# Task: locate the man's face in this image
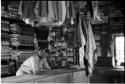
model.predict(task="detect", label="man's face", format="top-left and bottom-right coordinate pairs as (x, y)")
top-left (37, 49), bottom-right (49, 58)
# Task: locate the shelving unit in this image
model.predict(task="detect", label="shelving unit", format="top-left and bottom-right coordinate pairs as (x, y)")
top-left (1, 16), bottom-right (35, 77)
top-left (91, 4), bottom-right (124, 67)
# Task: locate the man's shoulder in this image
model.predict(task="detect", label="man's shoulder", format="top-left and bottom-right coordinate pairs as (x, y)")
top-left (26, 56), bottom-right (35, 61)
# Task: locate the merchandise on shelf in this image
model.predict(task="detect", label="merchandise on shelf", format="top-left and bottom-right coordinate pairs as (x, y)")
top-left (10, 34), bottom-right (34, 46)
top-left (1, 20), bottom-right (9, 32)
top-left (10, 23), bottom-right (35, 35)
top-left (47, 26), bottom-right (76, 68)
top-left (8, 5), bottom-right (20, 18)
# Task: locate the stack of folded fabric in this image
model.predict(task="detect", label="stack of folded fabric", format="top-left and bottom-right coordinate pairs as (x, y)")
top-left (10, 23), bottom-right (35, 35)
top-left (1, 20), bottom-right (9, 32)
top-left (10, 34), bottom-right (34, 46)
top-left (1, 33), bottom-right (10, 41)
top-left (1, 6), bottom-right (10, 17)
top-left (8, 5), bottom-right (20, 18)
top-left (1, 28), bottom-right (11, 59)
top-left (10, 49), bottom-right (34, 65)
top-left (66, 48), bottom-right (74, 56)
top-left (10, 23), bottom-right (21, 33)
top-left (1, 41), bottom-right (10, 46)
top-left (1, 46), bottom-right (11, 59)
top-left (19, 24), bottom-right (35, 35)
top-left (64, 29), bottom-right (75, 42)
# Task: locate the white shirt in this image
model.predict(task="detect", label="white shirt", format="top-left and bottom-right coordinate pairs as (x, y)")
top-left (16, 55), bottom-right (50, 76)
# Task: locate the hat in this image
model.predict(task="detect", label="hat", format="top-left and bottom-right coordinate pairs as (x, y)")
top-left (37, 47), bottom-right (50, 54)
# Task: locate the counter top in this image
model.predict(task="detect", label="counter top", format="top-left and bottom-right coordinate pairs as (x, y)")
top-left (1, 68), bottom-right (86, 83)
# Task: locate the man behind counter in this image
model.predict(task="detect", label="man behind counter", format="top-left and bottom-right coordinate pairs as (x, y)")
top-left (16, 48), bottom-right (51, 76)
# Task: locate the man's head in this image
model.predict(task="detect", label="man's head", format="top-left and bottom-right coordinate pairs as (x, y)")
top-left (37, 48), bottom-right (50, 58)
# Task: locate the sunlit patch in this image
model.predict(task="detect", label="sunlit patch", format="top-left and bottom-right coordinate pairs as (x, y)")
top-left (115, 36), bottom-right (124, 66)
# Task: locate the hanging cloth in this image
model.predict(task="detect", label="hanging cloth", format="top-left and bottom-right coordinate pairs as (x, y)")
top-left (19, 1), bottom-right (36, 20)
top-left (34, 1), bottom-right (48, 18)
top-left (65, 1), bottom-right (70, 21)
top-left (85, 21), bottom-right (96, 76)
top-left (78, 18), bottom-right (86, 68)
top-left (18, 1), bottom-right (23, 17)
top-left (51, 1), bottom-right (59, 21)
top-left (60, 1), bottom-right (66, 21)
top-left (57, 1), bottom-right (63, 21)
top-left (48, 1), bottom-right (55, 21)
top-left (69, 1), bottom-right (75, 19)
top-left (40, 1), bottom-right (48, 17)
top-left (92, 1), bottom-right (102, 21)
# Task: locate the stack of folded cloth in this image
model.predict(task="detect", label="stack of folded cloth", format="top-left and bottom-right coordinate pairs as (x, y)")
top-left (1, 32), bottom-right (10, 41)
top-left (1, 41), bottom-right (10, 46)
top-left (66, 48), bottom-right (74, 56)
top-left (10, 34), bottom-right (34, 46)
top-left (1, 32), bottom-right (11, 59)
top-left (1, 46), bottom-right (11, 59)
top-left (64, 29), bottom-right (75, 42)
top-left (10, 23), bottom-right (21, 33)
top-left (10, 23), bottom-right (34, 35)
top-left (8, 5), bottom-right (20, 18)
top-left (1, 6), bottom-right (10, 17)
top-left (1, 20), bottom-right (9, 32)
top-left (10, 49), bottom-right (34, 62)
top-left (19, 24), bottom-right (35, 35)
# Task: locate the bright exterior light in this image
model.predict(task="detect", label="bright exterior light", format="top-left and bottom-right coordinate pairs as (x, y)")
top-left (115, 36), bottom-right (124, 66)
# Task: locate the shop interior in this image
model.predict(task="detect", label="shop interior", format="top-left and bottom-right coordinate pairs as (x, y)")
top-left (1, 1), bottom-right (124, 83)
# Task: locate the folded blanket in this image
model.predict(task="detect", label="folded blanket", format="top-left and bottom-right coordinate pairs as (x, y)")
top-left (1, 41), bottom-right (9, 46)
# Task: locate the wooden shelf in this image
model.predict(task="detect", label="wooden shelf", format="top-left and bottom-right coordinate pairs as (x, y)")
top-left (9, 44), bottom-right (35, 50)
top-left (91, 23), bottom-right (109, 26)
top-left (9, 31), bottom-right (34, 36)
top-left (38, 40), bottom-right (48, 43)
top-left (1, 16), bottom-right (24, 23)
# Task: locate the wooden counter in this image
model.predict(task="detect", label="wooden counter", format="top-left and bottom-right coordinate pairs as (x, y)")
top-left (1, 68), bottom-right (89, 83)
top-left (90, 67), bottom-right (124, 83)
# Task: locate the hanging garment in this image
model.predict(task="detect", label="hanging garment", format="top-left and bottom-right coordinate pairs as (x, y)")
top-left (78, 18), bottom-right (86, 68)
top-left (34, 1), bottom-right (48, 18)
top-left (69, 1), bottom-right (75, 19)
top-left (51, 1), bottom-right (63, 21)
top-left (92, 1), bottom-right (102, 21)
top-left (57, 1), bottom-right (63, 21)
top-left (86, 21), bottom-right (96, 76)
top-left (19, 1), bottom-right (36, 20)
top-left (81, 19), bottom-right (88, 42)
top-left (48, 1), bottom-right (55, 21)
top-left (51, 1), bottom-right (58, 21)
top-left (34, 1), bottom-right (40, 17)
top-left (65, 1), bottom-right (70, 20)
top-left (18, 1), bottom-right (23, 17)
top-left (60, 1), bottom-right (66, 21)
top-left (81, 19), bottom-right (97, 76)
top-left (16, 55), bottom-right (51, 76)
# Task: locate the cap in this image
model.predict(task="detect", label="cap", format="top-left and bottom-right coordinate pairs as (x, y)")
top-left (37, 47), bottom-right (50, 54)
